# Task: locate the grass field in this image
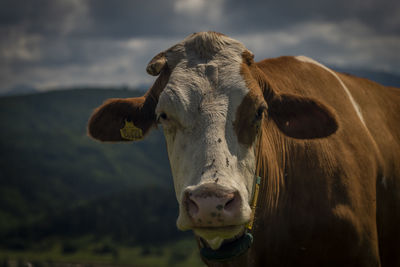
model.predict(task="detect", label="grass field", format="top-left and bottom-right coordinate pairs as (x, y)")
top-left (0, 238), bottom-right (205, 267)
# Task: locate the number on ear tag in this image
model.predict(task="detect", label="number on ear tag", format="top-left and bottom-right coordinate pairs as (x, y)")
top-left (120, 119), bottom-right (143, 141)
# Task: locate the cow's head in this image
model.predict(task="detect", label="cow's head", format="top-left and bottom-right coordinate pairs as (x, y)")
top-left (88, 32), bottom-right (338, 251)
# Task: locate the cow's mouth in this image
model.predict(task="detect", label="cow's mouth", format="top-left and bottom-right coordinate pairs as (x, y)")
top-left (194, 225), bottom-right (245, 250)
top-left (195, 226), bottom-right (253, 261)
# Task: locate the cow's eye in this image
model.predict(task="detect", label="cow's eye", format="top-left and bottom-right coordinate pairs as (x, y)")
top-left (255, 105), bottom-right (267, 121)
top-left (157, 112), bottom-right (168, 123)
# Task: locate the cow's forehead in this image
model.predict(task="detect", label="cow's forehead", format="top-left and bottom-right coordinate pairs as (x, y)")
top-left (165, 32), bottom-right (247, 68)
top-left (157, 32), bottom-right (251, 119)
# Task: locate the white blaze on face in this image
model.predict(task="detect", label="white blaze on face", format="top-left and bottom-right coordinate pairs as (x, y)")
top-left (155, 33), bottom-right (256, 232)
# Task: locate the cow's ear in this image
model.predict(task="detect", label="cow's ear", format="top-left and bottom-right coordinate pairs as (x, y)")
top-left (88, 63), bottom-right (171, 142)
top-left (88, 96), bottom-right (157, 142)
top-left (268, 94), bottom-right (338, 139)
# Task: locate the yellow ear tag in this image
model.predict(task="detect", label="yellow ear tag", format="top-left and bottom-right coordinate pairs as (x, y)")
top-left (120, 119), bottom-right (143, 141)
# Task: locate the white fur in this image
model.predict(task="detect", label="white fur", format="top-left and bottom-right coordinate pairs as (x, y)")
top-left (295, 56), bottom-right (366, 127)
top-left (155, 33), bottom-right (255, 244)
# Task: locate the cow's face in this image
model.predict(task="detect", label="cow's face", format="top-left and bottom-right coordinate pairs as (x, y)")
top-left (88, 32), bottom-right (338, 251)
top-left (154, 34), bottom-right (265, 249)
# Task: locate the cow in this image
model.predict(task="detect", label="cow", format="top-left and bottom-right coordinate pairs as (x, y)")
top-left (87, 32), bottom-right (400, 266)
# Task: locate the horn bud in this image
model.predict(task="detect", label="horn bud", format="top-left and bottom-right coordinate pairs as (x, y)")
top-left (146, 52), bottom-right (167, 76)
top-left (242, 50), bottom-right (254, 65)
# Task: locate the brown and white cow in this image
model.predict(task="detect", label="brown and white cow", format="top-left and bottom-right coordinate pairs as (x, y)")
top-left (88, 32), bottom-right (400, 266)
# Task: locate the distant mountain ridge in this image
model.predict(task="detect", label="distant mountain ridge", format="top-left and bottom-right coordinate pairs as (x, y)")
top-left (332, 67), bottom-right (400, 88)
top-left (2, 67), bottom-right (399, 97)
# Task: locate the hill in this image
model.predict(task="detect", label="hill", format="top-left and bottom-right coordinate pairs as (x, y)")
top-left (0, 88), bottom-right (174, 234)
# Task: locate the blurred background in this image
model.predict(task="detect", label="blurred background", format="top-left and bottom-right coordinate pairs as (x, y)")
top-left (0, 0), bottom-right (399, 266)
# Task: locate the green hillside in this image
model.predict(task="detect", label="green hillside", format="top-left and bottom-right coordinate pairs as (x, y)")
top-left (0, 88), bottom-right (174, 233)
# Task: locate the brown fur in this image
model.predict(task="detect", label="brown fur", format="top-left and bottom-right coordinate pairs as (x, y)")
top-left (233, 82), bottom-right (265, 145)
top-left (205, 56), bottom-right (400, 266)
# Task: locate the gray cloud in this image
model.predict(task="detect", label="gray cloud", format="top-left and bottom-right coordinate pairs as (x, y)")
top-left (0, 0), bottom-right (399, 93)
top-left (85, 0), bottom-right (178, 38)
top-left (224, 0), bottom-right (400, 35)
top-left (0, 0), bottom-right (89, 36)
top-left (236, 21), bottom-right (400, 71)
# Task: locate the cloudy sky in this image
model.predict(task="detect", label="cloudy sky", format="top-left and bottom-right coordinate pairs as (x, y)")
top-left (1, 0), bottom-right (399, 93)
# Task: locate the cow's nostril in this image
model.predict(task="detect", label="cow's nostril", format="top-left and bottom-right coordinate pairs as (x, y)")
top-left (185, 192), bottom-right (200, 218)
top-left (187, 197), bottom-right (199, 216)
top-left (223, 194), bottom-right (238, 211)
top-left (225, 197), bottom-right (234, 208)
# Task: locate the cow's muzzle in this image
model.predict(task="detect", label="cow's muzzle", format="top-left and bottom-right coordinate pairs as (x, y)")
top-left (183, 183), bottom-right (245, 228)
top-left (177, 183), bottom-right (251, 251)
